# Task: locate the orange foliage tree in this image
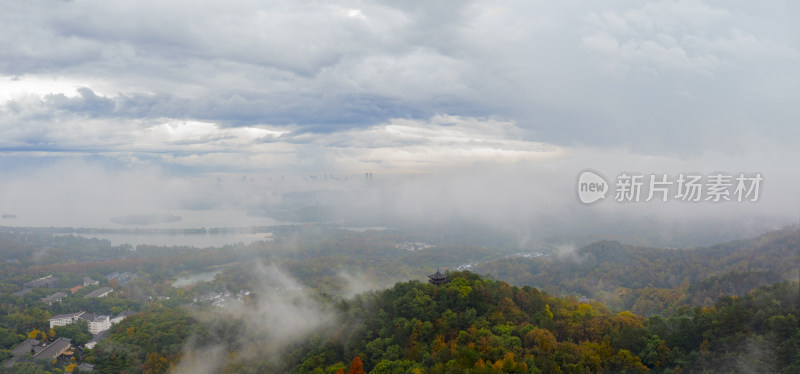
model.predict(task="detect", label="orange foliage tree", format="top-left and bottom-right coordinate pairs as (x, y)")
top-left (348, 356), bottom-right (366, 374)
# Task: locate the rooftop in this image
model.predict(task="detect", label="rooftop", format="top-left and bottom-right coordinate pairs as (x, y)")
top-left (427, 269), bottom-right (448, 285)
top-left (32, 337), bottom-right (72, 360)
top-left (78, 313), bottom-right (110, 322)
top-left (10, 338), bottom-right (41, 357)
top-left (51, 311), bottom-right (85, 320)
top-left (41, 292), bottom-right (67, 304)
top-left (87, 330), bottom-right (109, 344)
top-left (114, 309), bottom-right (137, 319)
top-left (12, 288), bottom-right (32, 296)
top-left (85, 287), bottom-right (113, 298)
top-left (23, 275), bottom-right (59, 288)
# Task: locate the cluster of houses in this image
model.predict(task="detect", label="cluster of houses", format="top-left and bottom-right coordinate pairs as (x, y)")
top-left (455, 263), bottom-right (474, 271)
top-left (1, 274), bottom-right (138, 369)
top-left (11, 275), bottom-right (60, 296)
top-left (69, 276), bottom-right (100, 294)
top-left (106, 271), bottom-right (137, 287)
top-left (41, 291), bottom-right (68, 305)
top-left (395, 241), bottom-right (435, 251)
top-left (50, 310), bottom-right (135, 336)
top-left (1, 269), bottom-right (243, 370)
top-left (193, 289), bottom-right (252, 308)
top-left (24, 275), bottom-right (60, 289)
top-left (8, 275), bottom-right (120, 319)
top-left (2, 337), bottom-right (79, 370)
top-left (3, 337), bottom-right (95, 371)
top-left (505, 251), bottom-right (548, 259)
top-left (1, 271), bottom-right (153, 371)
top-left (40, 284), bottom-right (112, 306)
top-left (12, 275), bottom-right (115, 302)
top-left (455, 252), bottom-right (549, 273)
top-left (2, 309), bottom-right (136, 370)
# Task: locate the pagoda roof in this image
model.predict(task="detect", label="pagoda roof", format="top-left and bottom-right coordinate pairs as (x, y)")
top-left (427, 269), bottom-right (448, 285)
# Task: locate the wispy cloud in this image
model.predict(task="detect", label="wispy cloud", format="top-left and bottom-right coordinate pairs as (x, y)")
top-left (173, 263), bottom-right (336, 373)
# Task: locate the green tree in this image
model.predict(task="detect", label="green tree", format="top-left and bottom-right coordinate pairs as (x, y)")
top-left (55, 320), bottom-right (92, 346)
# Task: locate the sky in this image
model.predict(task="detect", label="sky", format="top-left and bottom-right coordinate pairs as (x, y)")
top-left (0, 0), bottom-right (798, 233)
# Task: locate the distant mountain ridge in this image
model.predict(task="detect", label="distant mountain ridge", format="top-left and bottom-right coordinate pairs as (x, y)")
top-left (475, 226), bottom-right (800, 315)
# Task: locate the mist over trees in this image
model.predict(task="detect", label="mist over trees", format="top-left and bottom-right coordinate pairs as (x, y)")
top-left (0, 222), bottom-right (798, 372)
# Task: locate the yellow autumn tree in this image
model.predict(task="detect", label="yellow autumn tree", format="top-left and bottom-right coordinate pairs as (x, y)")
top-left (28, 329), bottom-right (41, 339)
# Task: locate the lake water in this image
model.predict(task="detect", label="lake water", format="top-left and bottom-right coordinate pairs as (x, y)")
top-left (84, 232), bottom-right (274, 248)
top-left (0, 209), bottom-right (285, 230)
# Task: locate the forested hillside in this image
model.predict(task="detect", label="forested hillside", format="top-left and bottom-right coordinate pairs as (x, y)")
top-left (2, 227), bottom-right (799, 373)
top-left (476, 227), bottom-right (799, 315)
top-left (112, 271), bottom-right (798, 374)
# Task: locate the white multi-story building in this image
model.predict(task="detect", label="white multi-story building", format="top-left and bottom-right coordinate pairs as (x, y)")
top-left (49, 311), bottom-right (112, 334)
top-left (49, 312), bottom-right (85, 329)
top-left (85, 315), bottom-right (111, 334)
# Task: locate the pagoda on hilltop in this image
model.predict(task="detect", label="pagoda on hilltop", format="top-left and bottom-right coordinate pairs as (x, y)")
top-left (427, 269), bottom-right (448, 286)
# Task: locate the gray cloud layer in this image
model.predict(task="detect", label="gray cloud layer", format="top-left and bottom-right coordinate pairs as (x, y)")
top-left (2, 1), bottom-right (797, 150)
top-left (0, 0), bottom-right (798, 230)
